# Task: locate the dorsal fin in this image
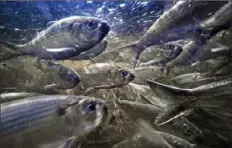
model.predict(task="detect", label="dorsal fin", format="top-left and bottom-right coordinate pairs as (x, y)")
top-left (47, 21), bottom-right (57, 28)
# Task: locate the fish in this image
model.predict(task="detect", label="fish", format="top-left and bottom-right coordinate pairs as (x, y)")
top-left (132, 66), bottom-right (165, 85)
top-left (132, 65), bottom-right (195, 86)
top-left (199, 1), bottom-right (232, 31)
top-left (137, 119), bottom-right (197, 148)
top-left (112, 132), bottom-right (172, 148)
top-left (112, 134), bottom-right (150, 148)
top-left (77, 124), bottom-right (130, 148)
top-left (171, 73), bottom-right (203, 85)
top-left (137, 119), bottom-right (173, 148)
top-left (196, 29), bottom-right (232, 62)
top-left (116, 82), bottom-right (168, 106)
top-left (69, 40), bottom-right (108, 60)
top-left (0, 16), bottom-right (110, 61)
top-left (0, 62), bottom-right (35, 91)
top-left (170, 116), bottom-right (202, 140)
top-left (137, 40), bottom-right (188, 65)
top-left (0, 95), bottom-right (108, 148)
top-left (139, 41), bottom-right (183, 67)
top-left (115, 92), bottom-right (203, 141)
top-left (0, 63), bottom-right (10, 71)
top-left (165, 2), bottom-right (232, 71)
top-left (171, 73), bottom-right (230, 87)
top-left (115, 98), bottom-right (161, 123)
top-left (159, 129), bottom-right (198, 148)
top-left (35, 60), bottom-right (81, 90)
top-left (146, 78), bottom-right (232, 97)
top-left (62, 63), bottom-right (135, 95)
top-left (166, 28), bottom-right (231, 71)
top-left (117, 1), bottom-right (206, 68)
top-left (2, 60), bottom-right (81, 94)
top-left (213, 62), bottom-right (232, 75)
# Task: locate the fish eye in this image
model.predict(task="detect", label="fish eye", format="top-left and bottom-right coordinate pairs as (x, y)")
top-left (86, 20), bottom-right (98, 30)
top-left (120, 70), bottom-right (128, 78)
top-left (85, 102), bottom-right (96, 113)
top-left (1, 63), bottom-right (7, 67)
top-left (88, 103), bottom-right (96, 111)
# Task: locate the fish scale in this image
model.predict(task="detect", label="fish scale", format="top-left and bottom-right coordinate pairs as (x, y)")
top-left (0, 98), bottom-right (63, 135)
top-left (24, 31), bottom-right (71, 50)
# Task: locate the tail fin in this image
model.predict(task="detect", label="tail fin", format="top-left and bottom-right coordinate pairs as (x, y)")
top-left (0, 41), bottom-right (22, 62)
top-left (117, 42), bottom-right (145, 68)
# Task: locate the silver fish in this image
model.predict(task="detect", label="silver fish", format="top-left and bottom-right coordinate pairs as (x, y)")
top-left (171, 116), bottom-right (202, 140)
top-left (1, 60), bottom-right (81, 94)
top-left (0, 95), bottom-right (108, 148)
top-left (35, 60), bottom-right (80, 91)
top-left (137, 119), bottom-right (198, 148)
top-left (196, 29), bottom-right (232, 62)
top-left (115, 92), bottom-right (203, 141)
top-left (117, 1), bottom-right (206, 68)
top-left (0, 16), bottom-right (110, 61)
top-left (137, 119), bottom-right (174, 148)
top-left (139, 41), bottom-right (183, 67)
top-left (213, 62), bottom-right (232, 75)
top-left (171, 73), bottom-right (230, 87)
top-left (115, 98), bottom-right (161, 123)
top-left (171, 73), bottom-right (203, 85)
top-left (165, 2), bottom-right (232, 70)
top-left (61, 63), bottom-right (135, 95)
top-left (147, 78), bottom-right (232, 97)
top-left (132, 66), bottom-right (165, 85)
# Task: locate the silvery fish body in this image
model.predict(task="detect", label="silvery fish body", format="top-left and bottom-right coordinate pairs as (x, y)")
top-left (0, 16), bottom-right (110, 61)
top-left (166, 2), bottom-right (232, 70)
top-left (147, 78), bottom-right (232, 97)
top-left (117, 0), bottom-right (206, 68)
top-left (0, 95), bottom-right (108, 148)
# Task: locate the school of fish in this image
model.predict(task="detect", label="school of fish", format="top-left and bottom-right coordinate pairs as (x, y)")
top-left (0, 1), bottom-right (231, 148)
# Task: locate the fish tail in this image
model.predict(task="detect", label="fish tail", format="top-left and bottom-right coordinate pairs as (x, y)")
top-left (117, 41), bottom-right (145, 68)
top-left (0, 41), bottom-right (22, 62)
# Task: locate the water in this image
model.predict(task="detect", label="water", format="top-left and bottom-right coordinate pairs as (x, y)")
top-left (0, 1), bottom-right (231, 148)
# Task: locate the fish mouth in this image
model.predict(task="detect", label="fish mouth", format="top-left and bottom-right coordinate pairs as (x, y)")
top-left (99, 22), bottom-right (110, 39)
top-left (102, 40), bottom-right (108, 46)
top-left (129, 74), bottom-right (135, 82)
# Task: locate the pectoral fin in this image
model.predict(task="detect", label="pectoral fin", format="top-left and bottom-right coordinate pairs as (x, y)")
top-left (47, 21), bottom-right (57, 28)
